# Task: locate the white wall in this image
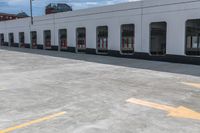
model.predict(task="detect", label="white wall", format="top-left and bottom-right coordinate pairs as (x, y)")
top-left (0, 0), bottom-right (200, 56)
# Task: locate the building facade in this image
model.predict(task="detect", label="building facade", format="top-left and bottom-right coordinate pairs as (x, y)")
top-left (0, 13), bottom-right (19, 21)
top-left (45, 3), bottom-right (72, 15)
top-left (0, 0), bottom-right (200, 64)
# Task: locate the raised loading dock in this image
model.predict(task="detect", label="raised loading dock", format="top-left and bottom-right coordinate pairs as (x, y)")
top-left (0, 0), bottom-right (200, 65)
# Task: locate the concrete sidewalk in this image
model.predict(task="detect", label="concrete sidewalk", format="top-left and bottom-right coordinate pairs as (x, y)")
top-left (0, 48), bottom-right (199, 133)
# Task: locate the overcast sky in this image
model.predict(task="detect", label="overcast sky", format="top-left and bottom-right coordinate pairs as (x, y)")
top-left (0, 0), bottom-right (137, 16)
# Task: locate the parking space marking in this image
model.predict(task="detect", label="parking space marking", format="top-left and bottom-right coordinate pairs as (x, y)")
top-left (181, 82), bottom-right (200, 89)
top-left (0, 111), bottom-right (66, 133)
top-left (127, 98), bottom-right (200, 120)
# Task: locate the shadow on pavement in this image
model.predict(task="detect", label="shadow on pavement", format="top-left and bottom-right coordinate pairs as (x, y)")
top-left (1, 46), bottom-right (200, 77)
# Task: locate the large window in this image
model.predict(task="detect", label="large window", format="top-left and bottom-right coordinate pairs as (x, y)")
top-left (44, 30), bottom-right (51, 49)
top-left (9, 33), bottom-right (14, 47)
top-left (19, 32), bottom-right (25, 48)
top-left (97, 26), bottom-right (108, 54)
top-left (186, 19), bottom-right (200, 55)
top-left (0, 34), bottom-right (4, 46)
top-left (150, 22), bottom-right (167, 55)
top-left (76, 27), bottom-right (86, 52)
top-left (31, 31), bottom-right (37, 49)
top-left (59, 29), bottom-right (67, 50)
top-left (121, 24), bottom-right (134, 54)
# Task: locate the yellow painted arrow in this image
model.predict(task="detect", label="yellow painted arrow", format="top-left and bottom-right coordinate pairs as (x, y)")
top-left (181, 82), bottom-right (200, 89)
top-left (126, 98), bottom-right (200, 120)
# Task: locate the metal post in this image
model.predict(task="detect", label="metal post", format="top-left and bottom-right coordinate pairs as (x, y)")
top-left (30, 0), bottom-right (33, 24)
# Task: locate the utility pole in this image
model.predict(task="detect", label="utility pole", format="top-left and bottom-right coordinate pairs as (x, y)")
top-left (30, 0), bottom-right (33, 24)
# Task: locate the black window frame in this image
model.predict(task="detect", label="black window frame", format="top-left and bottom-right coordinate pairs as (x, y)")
top-left (96, 26), bottom-right (109, 53)
top-left (59, 29), bottom-right (67, 49)
top-left (30, 31), bottom-right (37, 48)
top-left (185, 19), bottom-right (200, 56)
top-left (76, 27), bottom-right (86, 52)
top-left (8, 33), bottom-right (14, 46)
top-left (120, 24), bottom-right (135, 54)
top-left (149, 21), bottom-right (167, 56)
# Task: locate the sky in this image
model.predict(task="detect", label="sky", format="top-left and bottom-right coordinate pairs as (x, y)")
top-left (0, 0), bottom-right (137, 16)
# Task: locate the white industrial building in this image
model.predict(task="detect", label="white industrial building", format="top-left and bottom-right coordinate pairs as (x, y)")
top-left (0, 0), bottom-right (200, 64)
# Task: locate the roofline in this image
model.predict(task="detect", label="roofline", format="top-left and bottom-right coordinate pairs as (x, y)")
top-left (0, 13), bottom-right (17, 16)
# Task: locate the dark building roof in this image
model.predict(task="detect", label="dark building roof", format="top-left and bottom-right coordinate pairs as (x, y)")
top-left (45, 3), bottom-right (72, 15)
top-left (16, 12), bottom-right (29, 18)
top-left (0, 13), bottom-right (18, 21)
top-left (0, 12), bottom-right (29, 21)
top-left (0, 12), bottom-right (17, 17)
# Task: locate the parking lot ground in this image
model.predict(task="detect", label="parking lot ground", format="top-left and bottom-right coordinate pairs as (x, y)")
top-left (0, 47), bottom-right (200, 133)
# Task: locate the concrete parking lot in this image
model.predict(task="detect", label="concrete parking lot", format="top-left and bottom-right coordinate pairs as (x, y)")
top-left (0, 47), bottom-right (200, 133)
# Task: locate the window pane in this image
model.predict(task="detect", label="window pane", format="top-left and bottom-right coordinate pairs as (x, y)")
top-left (76, 28), bottom-right (86, 52)
top-left (150, 22), bottom-right (167, 55)
top-left (9, 33), bottom-right (14, 46)
top-left (59, 29), bottom-right (67, 49)
top-left (31, 31), bottom-right (37, 48)
top-left (0, 34), bottom-right (4, 46)
top-left (186, 19), bottom-right (200, 55)
top-left (44, 30), bottom-right (51, 49)
top-left (192, 36), bottom-right (198, 48)
top-left (97, 26), bottom-right (108, 53)
top-left (121, 24), bottom-right (134, 54)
